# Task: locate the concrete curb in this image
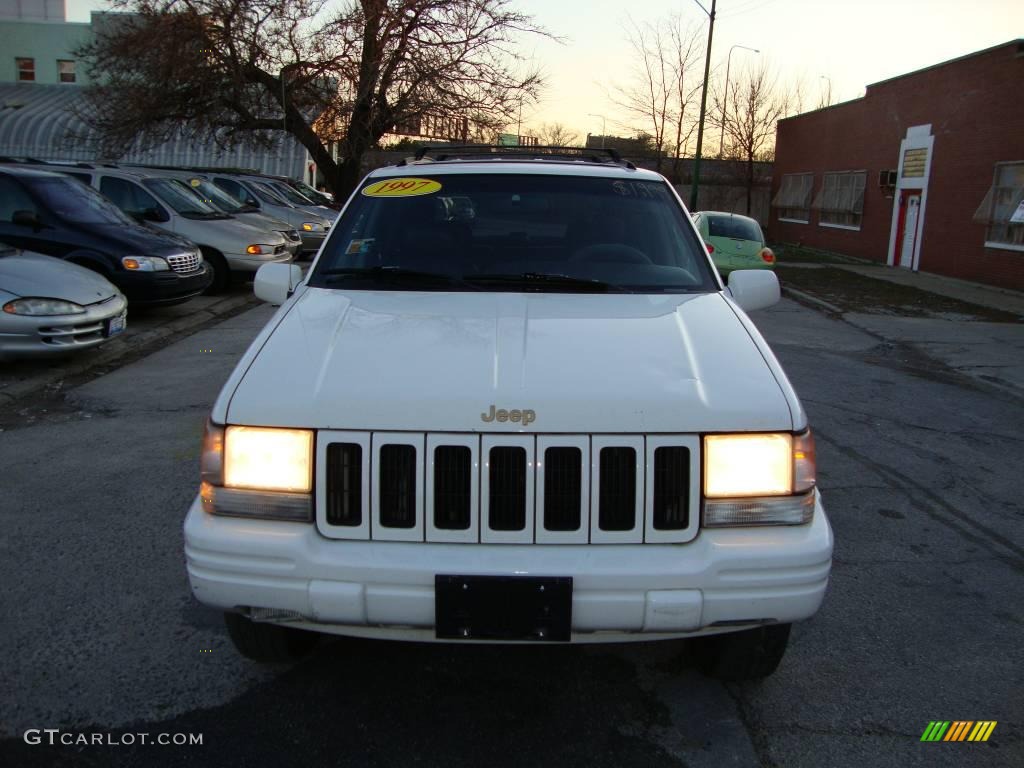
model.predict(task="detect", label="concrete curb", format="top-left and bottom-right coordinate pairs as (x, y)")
top-left (781, 285), bottom-right (844, 315)
top-left (0, 292), bottom-right (260, 408)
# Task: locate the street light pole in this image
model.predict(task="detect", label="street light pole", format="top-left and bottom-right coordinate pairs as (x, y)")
top-left (588, 113), bottom-right (606, 148)
top-left (689, 0), bottom-right (716, 212)
top-left (718, 45), bottom-right (759, 159)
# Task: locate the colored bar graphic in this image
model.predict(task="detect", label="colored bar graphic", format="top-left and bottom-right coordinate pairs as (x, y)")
top-left (945, 721), bottom-right (973, 741)
top-left (921, 721), bottom-right (996, 742)
top-left (921, 721), bottom-right (950, 741)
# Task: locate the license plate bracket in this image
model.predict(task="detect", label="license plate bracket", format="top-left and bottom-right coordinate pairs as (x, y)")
top-left (105, 314), bottom-right (125, 338)
top-left (435, 575), bottom-right (572, 642)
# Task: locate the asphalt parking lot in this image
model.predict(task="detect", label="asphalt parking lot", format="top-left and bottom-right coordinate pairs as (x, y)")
top-left (0, 279), bottom-right (1021, 767)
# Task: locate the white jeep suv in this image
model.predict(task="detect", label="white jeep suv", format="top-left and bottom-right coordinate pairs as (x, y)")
top-left (184, 148), bottom-right (833, 680)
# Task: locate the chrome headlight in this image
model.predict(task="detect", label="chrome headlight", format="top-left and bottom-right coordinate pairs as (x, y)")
top-left (122, 255), bottom-right (169, 272)
top-left (703, 431), bottom-right (816, 527)
top-left (2, 297), bottom-right (87, 316)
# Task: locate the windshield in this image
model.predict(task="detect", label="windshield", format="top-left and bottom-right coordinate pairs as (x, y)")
top-left (251, 180), bottom-right (297, 206)
top-left (267, 180), bottom-right (317, 207)
top-left (179, 177), bottom-right (248, 214)
top-left (29, 177), bottom-right (138, 226)
top-left (142, 178), bottom-right (225, 217)
top-left (309, 174), bottom-right (717, 293)
top-left (707, 215), bottom-right (763, 242)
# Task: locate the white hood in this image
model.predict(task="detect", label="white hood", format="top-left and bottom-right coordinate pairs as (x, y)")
top-left (224, 288), bottom-right (795, 433)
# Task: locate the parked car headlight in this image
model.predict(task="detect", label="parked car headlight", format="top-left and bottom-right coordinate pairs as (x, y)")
top-left (301, 222), bottom-right (321, 232)
top-left (122, 256), bottom-right (169, 272)
top-left (703, 431), bottom-right (816, 527)
top-left (2, 297), bottom-right (87, 316)
top-left (246, 244), bottom-right (267, 255)
top-left (199, 422), bottom-right (313, 521)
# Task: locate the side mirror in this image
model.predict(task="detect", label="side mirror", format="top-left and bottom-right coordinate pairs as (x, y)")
top-left (12, 209), bottom-right (42, 230)
top-left (254, 262), bottom-right (303, 305)
top-left (727, 269), bottom-right (780, 313)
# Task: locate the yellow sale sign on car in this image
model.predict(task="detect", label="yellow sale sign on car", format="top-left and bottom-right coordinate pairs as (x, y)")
top-left (361, 178), bottom-right (441, 197)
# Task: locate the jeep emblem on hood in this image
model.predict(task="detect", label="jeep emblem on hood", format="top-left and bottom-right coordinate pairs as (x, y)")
top-left (481, 404), bottom-right (536, 426)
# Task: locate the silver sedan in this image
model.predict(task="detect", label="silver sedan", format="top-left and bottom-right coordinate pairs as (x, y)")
top-left (0, 247), bottom-right (127, 358)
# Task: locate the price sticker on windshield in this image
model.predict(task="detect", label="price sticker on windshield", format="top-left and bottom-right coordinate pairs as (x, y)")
top-left (361, 178), bottom-right (442, 198)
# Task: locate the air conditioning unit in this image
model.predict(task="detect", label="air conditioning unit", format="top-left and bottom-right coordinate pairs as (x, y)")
top-left (878, 169), bottom-right (897, 186)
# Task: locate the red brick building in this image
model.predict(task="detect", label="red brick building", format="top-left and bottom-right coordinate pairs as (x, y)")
top-left (769, 40), bottom-right (1024, 291)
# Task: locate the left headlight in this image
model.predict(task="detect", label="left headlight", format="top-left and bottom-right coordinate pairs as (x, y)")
top-left (301, 222), bottom-right (321, 232)
top-left (199, 422), bottom-right (314, 521)
top-left (2, 297), bottom-right (87, 316)
top-left (703, 431), bottom-right (816, 527)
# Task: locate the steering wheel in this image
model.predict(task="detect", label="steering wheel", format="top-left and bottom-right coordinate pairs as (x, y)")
top-left (570, 243), bottom-right (652, 264)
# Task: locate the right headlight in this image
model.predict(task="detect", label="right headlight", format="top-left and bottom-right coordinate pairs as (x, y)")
top-left (199, 422), bottom-right (313, 521)
top-left (301, 222), bottom-right (321, 232)
top-left (702, 431), bottom-right (816, 527)
top-left (122, 255), bottom-right (169, 272)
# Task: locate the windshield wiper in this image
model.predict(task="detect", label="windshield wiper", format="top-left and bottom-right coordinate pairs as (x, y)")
top-left (466, 272), bottom-right (630, 293)
top-left (320, 266), bottom-right (479, 290)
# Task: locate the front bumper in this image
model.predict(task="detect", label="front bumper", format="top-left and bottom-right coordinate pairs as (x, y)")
top-left (113, 264), bottom-right (213, 305)
top-left (0, 293), bottom-right (127, 357)
top-left (299, 230), bottom-right (326, 253)
top-left (184, 492), bottom-right (833, 642)
top-left (225, 251), bottom-right (295, 273)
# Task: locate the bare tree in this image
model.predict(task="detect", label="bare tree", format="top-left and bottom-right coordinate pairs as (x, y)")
top-left (710, 61), bottom-right (790, 215)
top-left (77, 0), bottom-right (547, 196)
top-left (536, 122), bottom-right (579, 147)
top-left (608, 13), bottom-right (703, 176)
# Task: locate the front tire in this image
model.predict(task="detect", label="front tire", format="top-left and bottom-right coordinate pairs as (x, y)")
top-left (201, 250), bottom-right (230, 295)
top-left (691, 623), bottom-right (792, 681)
top-left (224, 612), bottom-right (318, 663)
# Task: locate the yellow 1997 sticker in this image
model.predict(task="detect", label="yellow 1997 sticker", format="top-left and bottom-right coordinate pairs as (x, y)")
top-left (361, 178), bottom-right (442, 197)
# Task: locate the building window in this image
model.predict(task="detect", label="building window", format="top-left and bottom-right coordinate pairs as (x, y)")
top-left (58, 60), bottom-right (76, 84)
top-left (815, 171), bottom-right (867, 229)
top-left (16, 58), bottom-right (35, 82)
top-left (973, 162), bottom-right (1024, 250)
top-left (772, 173), bottom-right (814, 223)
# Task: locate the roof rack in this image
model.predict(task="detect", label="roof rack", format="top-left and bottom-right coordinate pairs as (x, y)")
top-left (406, 145), bottom-right (636, 170)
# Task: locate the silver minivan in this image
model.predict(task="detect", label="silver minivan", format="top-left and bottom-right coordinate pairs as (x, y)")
top-left (143, 170), bottom-right (303, 259)
top-left (65, 167), bottom-right (292, 293)
top-left (210, 174), bottom-right (332, 256)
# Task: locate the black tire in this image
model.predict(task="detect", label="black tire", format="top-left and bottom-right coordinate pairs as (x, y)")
top-left (202, 250), bottom-right (230, 295)
top-left (691, 623), bottom-right (792, 681)
top-left (224, 612), bottom-right (318, 663)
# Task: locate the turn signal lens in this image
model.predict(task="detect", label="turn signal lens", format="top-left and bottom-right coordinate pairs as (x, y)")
top-left (224, 426), bottom-right (313, 493)
top-left (760, 247), bottom-right (776, 263)
top-left (246, 244), bottom-right (263, 255)
top-left (793, 430), bottom-right (816, 493)
top-left (705, 242), bottom-right (715, 254)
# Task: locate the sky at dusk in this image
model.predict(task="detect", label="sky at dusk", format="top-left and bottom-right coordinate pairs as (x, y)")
top-left (67, 0), bottom-right (1024, 143)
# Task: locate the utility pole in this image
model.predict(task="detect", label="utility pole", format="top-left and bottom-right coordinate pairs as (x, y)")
top-left (689, 0), bottom-right (716, 212)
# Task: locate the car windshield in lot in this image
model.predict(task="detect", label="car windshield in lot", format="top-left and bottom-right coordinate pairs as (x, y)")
top-left (310, 174), bottom-right (717, 293)
top-left (265, 180), bottom-right (318, 207)
top-left (27, 176), bottom-right (138, 226)
top-left (707, 214), bottom-right (763, 242)
top-left (142, 178), bottom-right (229, 219)
top-left (180, 177), bottom-right (252, 214)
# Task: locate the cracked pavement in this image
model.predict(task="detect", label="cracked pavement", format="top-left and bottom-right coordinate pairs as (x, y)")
top-left (0, 297), bottom-right (1021, 767)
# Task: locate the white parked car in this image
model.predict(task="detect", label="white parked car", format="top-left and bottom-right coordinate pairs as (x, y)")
top-left (0, 245), bottom-right (126, 358)
top-left (185, 149), bottom-right (833, 680)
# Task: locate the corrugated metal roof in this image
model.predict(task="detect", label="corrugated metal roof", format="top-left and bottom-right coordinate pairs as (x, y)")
top-left (0, 83), bottom-right (310, 178)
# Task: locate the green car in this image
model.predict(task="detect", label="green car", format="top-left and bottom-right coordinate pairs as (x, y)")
top-left (691, 211), bottom-right (775, 276)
